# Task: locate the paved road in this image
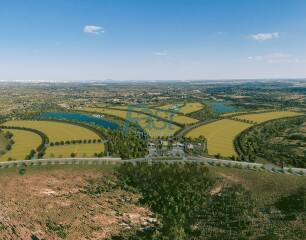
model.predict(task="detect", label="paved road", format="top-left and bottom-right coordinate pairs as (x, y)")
top-left (1, 156), bottom-right (305, 175)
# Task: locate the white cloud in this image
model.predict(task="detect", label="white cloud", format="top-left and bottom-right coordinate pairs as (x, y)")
top-left (250, 32), bottom-right (279, 41)
top-left (247, 53), bottom-right (303, 63)
top-left (83, 25), bottom-right (104, 34)
top-left (154, 50), bottom-right (168, 56)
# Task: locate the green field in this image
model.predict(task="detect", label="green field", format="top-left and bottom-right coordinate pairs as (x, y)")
top-left (2, 120), bottom-right (101, 143)
top-left (0, 129), bottom-right (42, 161)
top-left (234, 111), bottom-right (303, 123)
top-left (82, 107), bottom-right (181, 138)
top-left (186, 119), bottom-right (252, 157)
top-left (44, 143), bottom-right (105, 158)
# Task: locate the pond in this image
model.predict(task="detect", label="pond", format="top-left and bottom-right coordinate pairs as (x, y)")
top-left (37, 112), bottom-right (119, 130)
top-left (209, 102), bottom-right (239, 114)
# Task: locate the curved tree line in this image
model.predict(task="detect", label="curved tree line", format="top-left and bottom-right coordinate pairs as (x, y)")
top-left (0, 126), bottom-right (49, 159)
top-left (235, 116), bottom-right (306, 167)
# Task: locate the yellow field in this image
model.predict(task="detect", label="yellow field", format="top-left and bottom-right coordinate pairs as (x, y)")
top-left (186, 119), bottom-right (252, 157)
top-left (221, 111), bottom-right (247, 117)
top-left (2, 120), bottom-right (101, 143)
top-left (108, 105), bottom-right (198, 125)
top-left (0, 129), bottom-right (42, 161)
top-left (44, 143), bottom-right (104, 158)
top-left (155, 111), bottom-right (198, 124)
top-left (158, 102), bottom-right (204, 114)
top-left (178, 103), bottom-right (204, 114)
top-left (234, 111), bottom-right (303, 123)
top-left (81, 107), bottom-right (180, 138)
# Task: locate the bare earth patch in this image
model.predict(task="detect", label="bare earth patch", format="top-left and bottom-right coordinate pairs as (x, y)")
top-left (0, 167), bottom-right (154, 240)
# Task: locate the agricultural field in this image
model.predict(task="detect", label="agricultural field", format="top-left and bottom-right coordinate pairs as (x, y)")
top-left (44, 143), bottom-right (104, 158)
top-left (186, 119), bottom-right (252, 157)
top-left (0, 129), bottom-right (42, 161)
top-left (155, 111), bottom-right (198, 124)
top-left (234, 111), bottom-right (303, 123)
top-left (157, 102), bottom-right (204, 114)
top-left (81, 107), bottom-right (181, 138)
top-left (1, 120), bottom-right (101, 143)
top-left (177, 102), bottom-right (204, 114)
top-left (108, 105), bottom-right (199, 125)
top-left (157, 103), bottom-right (184, 111)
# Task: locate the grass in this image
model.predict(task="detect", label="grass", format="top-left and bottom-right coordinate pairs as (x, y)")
top-left (0, 129), bottom-right (42, 161)
top-left (234, 111), bottom-right (303, 123)
top-left (186, 119), bottom-right (252, 157)
top-left (44, 143), bottom-right (105, 158)
top-left (2, 120), bottom-right (101, 143)
top-left (81, 107), bottom-right (181, 138)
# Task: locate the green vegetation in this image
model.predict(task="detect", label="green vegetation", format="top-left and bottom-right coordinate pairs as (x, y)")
top-left (238, 116), bottom-right (306, 167)
top-left (0, 130), bottom-right (13, 156)
top-left (104, 128), bottom-right (148, 159)
top-left (110, 163), bottom-right (306, 240)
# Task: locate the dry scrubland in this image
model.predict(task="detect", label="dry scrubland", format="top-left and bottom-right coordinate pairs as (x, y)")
top-left (186, 119), bottom-right (252, 157)
top-left (82, 107), bottom-right (181, 138)
top-left (44, 143), bottom-right (105, 158)
top-left (234, 111), bottom-right (303, 123)
top-left (2, 120), bottom-right (100, 143)
top-left (0, 164), bottom-right (304, 239)
top-left (0, 129), bottom-right (42, 161)
top-left (0, 165), bottom-right (153, 240)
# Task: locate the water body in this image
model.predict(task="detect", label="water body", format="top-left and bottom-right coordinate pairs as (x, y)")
top-left (209, 102), bottom-right (239, 114)
top-left (37, 112), bottom-right (119, 130)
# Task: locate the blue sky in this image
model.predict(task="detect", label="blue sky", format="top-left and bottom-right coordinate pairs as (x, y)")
top-left (1, 0), bottom-right (306, 81)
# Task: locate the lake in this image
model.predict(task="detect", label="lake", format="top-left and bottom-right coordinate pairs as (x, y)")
top-left (209, 102), bottom-right (239, 114)
top-left (37, 112), bottom-right (119, 130)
